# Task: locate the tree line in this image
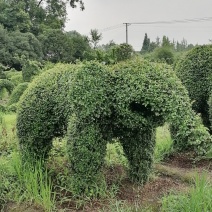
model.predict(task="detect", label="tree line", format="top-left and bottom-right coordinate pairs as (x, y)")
top-left (0, 0), bottom-right (135, 71)
top-left (140, 33), bottom-right (195, 64)
top-left (0, 0), bottom-right (197, 71)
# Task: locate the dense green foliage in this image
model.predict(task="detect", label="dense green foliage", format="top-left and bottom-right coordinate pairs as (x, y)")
top-left (175, 44), bottom-right (212, 130)
top-left (141, 33), bottom-right (151, 54)
top-left (0, 79), bottom-right (14, 94)
top-left (89, 43), bottom-right (134, 64)
top-left (17, 63), bottom-right (74, 158)
top-left (0, 25), bottom-right (43, 70)
top-left (17, 60), bottom-right (211, 196)
top-left (153, 47), bottom-right (175, 64)
top-left (8, 82), bottom-right (28, 106)
top-left (0, 0), bottom-right (84, 34)
top-left (22, 60), bottom-right (41, 82)
top-left (140, 34), bottom-right (194, 55)
top-left (161, 174), bottom-right (212, 212)
top-left (0, 0), bottom-right (88, 70)
top-left (10, 74), bottom-right (24, 87)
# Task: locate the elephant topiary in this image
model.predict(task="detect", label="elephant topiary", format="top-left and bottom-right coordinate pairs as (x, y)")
top-left (17, 60), bottom-right (211, 196)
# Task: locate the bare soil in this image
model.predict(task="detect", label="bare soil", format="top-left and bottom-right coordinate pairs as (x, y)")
top-left (164, 152), bottom-right (212, 170)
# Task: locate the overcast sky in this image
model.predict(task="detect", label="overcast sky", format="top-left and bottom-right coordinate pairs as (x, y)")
top-left (65, 0), bottom-right (212, 51)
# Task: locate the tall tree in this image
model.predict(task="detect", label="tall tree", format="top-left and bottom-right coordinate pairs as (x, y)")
top-left (141, 33), bottom-right (150, 54)
top-left (161, 35), bottom-right (174, 48)
top-left (39, 29), bottom-right (74, 63)
top-left (0, 25), bottom-right (43, 70)
top-left (89, 29), bottom-right (102, 49)
top-left (0, 0), bottom-right (84, 35)
top-left (0, 0), bottom-right (32, 32)
top-left (66, 30), bottom-right (91, 61)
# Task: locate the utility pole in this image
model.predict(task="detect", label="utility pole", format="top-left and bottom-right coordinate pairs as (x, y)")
top-left (123, 23), bottom-right (130, 44)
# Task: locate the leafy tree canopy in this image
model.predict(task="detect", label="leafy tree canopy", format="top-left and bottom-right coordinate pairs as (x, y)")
top-left (0, 0), bottom-right (84, 34)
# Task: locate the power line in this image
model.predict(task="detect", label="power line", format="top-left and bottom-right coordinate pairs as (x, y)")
top-left (99, 17), bottom-right (212, 45)
top-left (100, 16), bottom-right (212, 32)
top-left (129, 16), bottom-right (212, 25)
top-left (100, 24), bottom-right (123, 32)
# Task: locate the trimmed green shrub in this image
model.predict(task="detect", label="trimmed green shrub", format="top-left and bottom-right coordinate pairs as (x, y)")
top-left (4, 70), bottom-right (24, 86)
top-left (0, 79), bottom-right (14, 94)
top-left (112, 43), bottom-right (134, 62)
top-left (4, 69), bottom-right (19, 79)
top-left (153, 47), bottom-right (175, 64)
top-left (22, 60), bottom-right (41, 82)
top-left (17, 63), bottom-right (76, 158)
top-left (175, 44), bottom-right (212, 130)
top-left (17, 60), bottom-right (212, 197)
top-left (10, 74), bottom-right (24, 86)
top-left (8, 82), bottom-right (28, 106)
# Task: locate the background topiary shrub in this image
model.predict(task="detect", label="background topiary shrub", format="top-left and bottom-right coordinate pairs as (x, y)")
top-left (8, 82), bottom-right (28, 106)
top-left (5, 69), bottom-right (19, 79)
top-left (10, 74), bottom-right (24, 86)
top-left (0, 79), bottom-right (14, 95)
top-left (174, 44), bottom-right (212, 130)
top-left (153, 47), bottom-right (175, 64)
top-left (22, 60), bottom-right (41, 82)
top-left (17, 60), bottom-right (212, 197)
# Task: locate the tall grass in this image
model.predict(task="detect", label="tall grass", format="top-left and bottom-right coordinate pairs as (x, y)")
top-left (11, 153), bottom-right (56, 211)
top-left (161, 173), bottom-right (212, 212)
top-left (154, 124), bottom-right (173, 163)
top-left (105, 141), bottom-right (128, 167)
top-left (0, 151), bottom-right (55, 211)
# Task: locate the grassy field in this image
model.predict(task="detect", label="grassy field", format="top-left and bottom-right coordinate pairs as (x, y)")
top-left (0, 112), bottom-right (211, 211)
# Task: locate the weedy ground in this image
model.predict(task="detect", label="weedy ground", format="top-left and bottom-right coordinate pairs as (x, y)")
top-left (0, 112), bottom-right (211, 212)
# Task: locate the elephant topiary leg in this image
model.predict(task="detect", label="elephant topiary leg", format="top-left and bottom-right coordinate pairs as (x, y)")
top-left (68, 122), bottom-right (107, 196)
top-left (121, 128), bottom-right (156, 184)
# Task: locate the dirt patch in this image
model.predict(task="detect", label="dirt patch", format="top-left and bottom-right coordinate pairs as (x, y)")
top-left (117, 175), bottom-right (188, 208)
top-left (3, 202), bottom-right (44, 212)
top-left (53, 165), bottom-right (189, 211)
top-left (164, 152), bottom-right (212, 170)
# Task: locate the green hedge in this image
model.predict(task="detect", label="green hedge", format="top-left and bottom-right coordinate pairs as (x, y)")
top-left (17, 60), bottom-right (212, 197)
top-left (175, 44), bottom-right (212, 130)
top-left (8, 82), bottom-right (28, 106)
